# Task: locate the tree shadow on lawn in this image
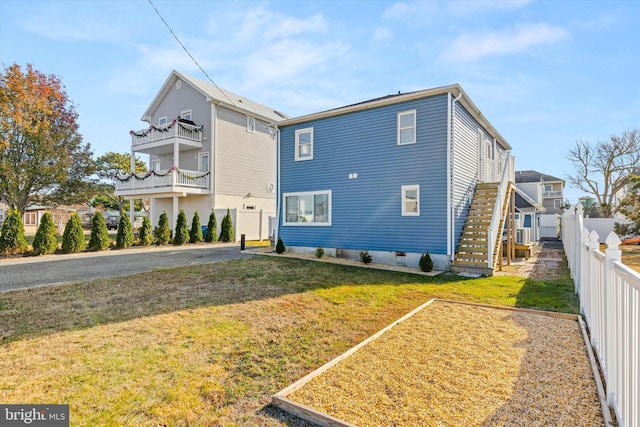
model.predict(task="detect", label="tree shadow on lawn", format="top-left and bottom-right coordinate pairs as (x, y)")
top-left (0, 256), bottom-right (477, 344)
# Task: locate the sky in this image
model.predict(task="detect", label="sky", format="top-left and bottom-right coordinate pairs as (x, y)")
top-left (1, 0), bottom-right (639, 203)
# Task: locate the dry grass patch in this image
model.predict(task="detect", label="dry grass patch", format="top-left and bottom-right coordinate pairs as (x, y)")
top-left (0, 257), bottom-right (582, 426)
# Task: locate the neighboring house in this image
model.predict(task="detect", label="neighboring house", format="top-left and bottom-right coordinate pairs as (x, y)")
top-left (114, 70), bottom-right (286, 240)
top-left (0, 201), bottom-right (7, 226)
top-left (514, 188), bottom-right (545, 243)
top-left (275, 84), bottom-right (515, 274)
top-left (22, 205), bottom-right (94, 234)
top-left (515, 170), bottom-right (565, 239)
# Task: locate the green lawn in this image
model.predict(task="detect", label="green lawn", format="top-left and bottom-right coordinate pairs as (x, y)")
top-left (0, 256), bottom-right (578, 426)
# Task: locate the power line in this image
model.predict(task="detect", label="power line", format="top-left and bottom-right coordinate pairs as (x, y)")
top-left (146, 0), bottom-right (237, 108)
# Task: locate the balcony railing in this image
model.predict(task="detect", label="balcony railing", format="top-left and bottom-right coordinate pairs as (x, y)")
top-left (114, 167), bottom-right (209, 193)
top-left (130, 120), bottom-right (203, 147)
top-left (543, 190), bottom-right (563, 198)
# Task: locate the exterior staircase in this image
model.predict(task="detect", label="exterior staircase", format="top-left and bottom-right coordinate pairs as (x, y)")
top-left (451, 182), bottom-right (513, 276)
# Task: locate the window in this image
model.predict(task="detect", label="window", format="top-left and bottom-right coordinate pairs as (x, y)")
top-left (554, 199), bottom-right (561, 209)
top-left (23, 212), bottom-right (37, 226)
top-left (198, 153), bottom-right (209, 173)
top-left (247, 116), bottom-right (255, 133)
top-left (397, 110), bottom-right (416, 145)
top-left (158, 116), bottom-right (167, 126)
top-left (151, 159), bottom-right (161, 172)
top-left (544, 184), bottom-right (553, 193)
top-left (295, 128), bottom-right (313, 161)
top-left (283, 190), bottom-right (331, 225)
top-left (401, 185), bottom-right (420, 216)
top-left (181, 110), bottom-right (192, 121)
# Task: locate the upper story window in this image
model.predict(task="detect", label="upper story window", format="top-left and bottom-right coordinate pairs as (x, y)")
top-left (181, 110), bottom-right (192, 121)
top-left (159, 116), bottom-right (168, 126)
top-left (199, 152), bottom-right (209, 173)
top-left (397, 110), bottom-right (416, 145)
top-left (295, 127), bottom-right (314, 161)
top-left (283, 190), bottom-right (331, 225)
top-left (544, 184), bottom-right (553, 193)
top-left (247, 116), bottom-right (256, 133)
top-left (401, 185), bottom-right (420, 216)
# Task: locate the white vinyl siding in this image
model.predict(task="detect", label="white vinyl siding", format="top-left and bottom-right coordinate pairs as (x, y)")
top-left (397, 110), bottom-right (416, 145)
top-left (401, 185), bottom-right (420, 216)
top-left (283, 190), bottom-right (331, 225)
top-left (295, 128), bottom-right (313, 161)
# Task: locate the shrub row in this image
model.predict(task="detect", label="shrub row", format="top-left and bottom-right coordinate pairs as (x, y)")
top-left (0, 208), bottom-right (236, 257)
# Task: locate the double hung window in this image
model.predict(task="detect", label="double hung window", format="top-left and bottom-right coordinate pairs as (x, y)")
top-left (295, 128), bottom-right (313, 161)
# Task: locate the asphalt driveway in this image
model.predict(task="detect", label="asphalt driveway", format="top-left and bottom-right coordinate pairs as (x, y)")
top-left (0, 244), bottom-right (254, 293)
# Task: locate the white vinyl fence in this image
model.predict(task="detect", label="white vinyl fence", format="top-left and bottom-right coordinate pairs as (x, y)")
top-left (562, 204), bottom-right (639, 427)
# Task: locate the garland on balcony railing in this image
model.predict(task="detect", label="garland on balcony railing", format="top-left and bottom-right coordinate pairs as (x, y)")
top-left (178, 122), bottom-right (204, 132)
top-left (113, 166), bottom-right (210, 182)
top-left (129, 120), bottom-right (177, 137)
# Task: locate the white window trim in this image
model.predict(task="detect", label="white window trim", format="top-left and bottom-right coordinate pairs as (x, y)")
top-left (401, 184), bottom-right (420, 216)
top-left (554, 199), bottom-right (561, 209)
top-left (397, 110), bottom-right (416, 145)
top-left (181, 109), bottom-right (192, 121)
top-left (246, 116), bottom-right (256, 133)
top-left (158, 116), bottom-right (168, 126)
top-left (198, 152), bottom-right (210, 173)
top-left (283, 190), bottom-right (332, 226)
top-left (295, 127), bottom-right (314, 161)
top-left (151, 159), bottom-right (161, 172)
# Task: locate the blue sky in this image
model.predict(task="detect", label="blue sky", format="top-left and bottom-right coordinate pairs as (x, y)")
top-left (1, 0), bottom-right (639, 203)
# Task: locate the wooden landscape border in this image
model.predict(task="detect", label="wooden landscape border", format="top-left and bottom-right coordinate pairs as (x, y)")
top-left (272, 298), bottom-right (613, 427)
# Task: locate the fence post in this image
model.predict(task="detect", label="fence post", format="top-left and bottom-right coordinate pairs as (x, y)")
top-left (575, 204), bottom-right (584, 292)
top-left (579, 228), bottom-right (589, 310)
top-left (587, 230), bottom-right (600, 346)
top-left (604, 231), bottom-right (621, 407)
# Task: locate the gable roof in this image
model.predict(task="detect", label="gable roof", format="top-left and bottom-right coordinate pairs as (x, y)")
top-left (515, 170), bottom-right (565, 185)
top-left (141, 70), bottom-right (288, 124)
top-left (275, 84), bottom-right (511, 151)
top-left (514, 187), bottom-right (545, 212)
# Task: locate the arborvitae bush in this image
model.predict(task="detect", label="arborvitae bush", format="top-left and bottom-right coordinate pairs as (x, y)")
top-left (315, 246), bottom-right (324, 258)
top-left (138, 217), bottom-right (153, 246)
top-left (154, 211), bottom-right (171, 245)
top-left (173, 209), bottom-right (188, 245)
top-left (189, 210), bottom-right (203, 243)
top-left (1, 209), bottom-right (28, 255)
top-left (62, 212), bottom-right (86, 253)
top-left (116, 211), bottom-right (134, 249)
top-left (219, 208), bottom-right (234, 242)
top-left (204, 210), bottom-right (217, 243)
top-left (88, 211), bottom-right (110, 251)
top-left (33, 211), bottom-right (58, 255)
top-left (275, 237), bottom-right (285, 254)
top-left (419, 251), bottom-right (434, 272)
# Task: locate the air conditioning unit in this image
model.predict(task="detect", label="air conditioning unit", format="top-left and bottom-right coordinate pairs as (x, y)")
top-left (516, 228), bottom-right (531, 245)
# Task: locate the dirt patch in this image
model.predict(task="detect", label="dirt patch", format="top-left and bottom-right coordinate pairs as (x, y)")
top-left (282, 301), bottom-right (604, 427)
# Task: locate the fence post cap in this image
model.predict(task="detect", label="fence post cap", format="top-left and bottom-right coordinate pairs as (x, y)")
top-left (589, 230), bottom-right (600, 242)
top-left (580, 227), bottom-right (590, 239)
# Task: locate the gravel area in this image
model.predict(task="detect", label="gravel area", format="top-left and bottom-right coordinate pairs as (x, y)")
top-left (285, 301), bottom-right (604, 427)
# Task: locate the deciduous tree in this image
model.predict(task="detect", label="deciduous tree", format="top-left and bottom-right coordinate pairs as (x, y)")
top-left (0, 63), bottom-right (95, 213)
top-left (566, 129), bottom-right (640, 218)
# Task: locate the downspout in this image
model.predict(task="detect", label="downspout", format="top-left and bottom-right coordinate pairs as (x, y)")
top-left (274, 125), bottom-right (281, 250)
top-left (448, 91), bottom-right (463, 262)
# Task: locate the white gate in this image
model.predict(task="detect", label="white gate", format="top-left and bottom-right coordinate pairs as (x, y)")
top-left (540, 214), bottom-right (559, 239)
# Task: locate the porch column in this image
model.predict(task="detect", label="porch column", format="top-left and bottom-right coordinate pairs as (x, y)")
top-left (129, 199), bottom-right (134, 228)
top-left (172, 195), bottom-right (179, 232)
top-left (173, 140), bottom-right (180, 170)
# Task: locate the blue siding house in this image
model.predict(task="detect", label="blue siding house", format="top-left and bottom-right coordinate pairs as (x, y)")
top-left (275, 85), bottom-right (515, 273)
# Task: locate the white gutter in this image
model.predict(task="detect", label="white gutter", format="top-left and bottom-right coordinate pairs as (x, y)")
top-left (449, 91), bottom-right (463, 261)
top-left (274, 125), bottom-right (281, 246)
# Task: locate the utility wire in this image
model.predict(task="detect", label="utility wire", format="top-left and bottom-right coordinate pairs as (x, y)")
top-left (146, 0), bottom-right (237, 108)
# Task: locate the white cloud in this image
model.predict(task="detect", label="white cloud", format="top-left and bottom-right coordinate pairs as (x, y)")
top-left (237, 8), bottom-right (327, 42)
top-left (441, 23), bottom-right (569, 62)
top-left (373, 27), bottom-right (393, 42)
top-left (382, 1), bottom-right (439, 20)
top-left (447, 0), bottom-right (534, 16)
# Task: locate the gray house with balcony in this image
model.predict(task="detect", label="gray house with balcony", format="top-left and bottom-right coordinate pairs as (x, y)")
top-left (114, 70), bottom-right (286, 240)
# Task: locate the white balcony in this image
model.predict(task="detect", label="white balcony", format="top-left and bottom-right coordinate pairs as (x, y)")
top-left (543, 190), bottom-right (563, 198)
top-left (130, 120), bottom-right (203, 155)
top-left (114, 167), bottom-right (209, 197)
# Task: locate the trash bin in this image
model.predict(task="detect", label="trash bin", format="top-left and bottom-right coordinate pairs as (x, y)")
top-left (201, 225), bottom-right (207, 236)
